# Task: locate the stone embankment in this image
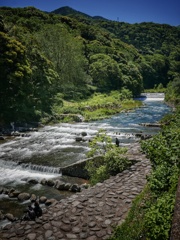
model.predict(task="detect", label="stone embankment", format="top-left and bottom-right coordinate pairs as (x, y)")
top-left (0, 143), bottom-right (152, 240)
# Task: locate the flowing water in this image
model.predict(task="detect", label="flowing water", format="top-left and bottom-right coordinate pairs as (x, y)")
top-left (0, 93), bottom-right (171, 222)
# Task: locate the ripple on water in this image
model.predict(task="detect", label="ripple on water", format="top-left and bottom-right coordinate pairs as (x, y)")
top-left (0, 98), bottom-right (171, 193)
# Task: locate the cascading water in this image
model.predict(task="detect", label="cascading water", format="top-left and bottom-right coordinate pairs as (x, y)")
top-left (0, 160), bottom-right (61, 186)
top-left (0, 93), bottom-right (172, 224)
top-left (0, 93), bottom-right (171, 187)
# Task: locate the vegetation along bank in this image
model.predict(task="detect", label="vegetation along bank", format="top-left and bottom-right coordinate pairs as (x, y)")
top-left (0, 6), bottom-right (179, 125)
top-left (0, 5), bottom-right (179, 239)
top-left (109, 81), bottom-right (180, 239)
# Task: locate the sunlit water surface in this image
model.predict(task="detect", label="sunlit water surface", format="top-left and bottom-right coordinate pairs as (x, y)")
top-left (0, 93), bottom-right (171, 222)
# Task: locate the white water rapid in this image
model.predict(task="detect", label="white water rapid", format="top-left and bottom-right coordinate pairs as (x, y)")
top-left (0, 93), bottom-right (170, 187)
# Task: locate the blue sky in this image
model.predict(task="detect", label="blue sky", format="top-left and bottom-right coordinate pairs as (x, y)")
top-left (0, 0), bottom-right (179, 26)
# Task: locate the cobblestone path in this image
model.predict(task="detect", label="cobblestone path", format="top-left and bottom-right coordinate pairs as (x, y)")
top-left (0, 143), bottom-right (151, 240)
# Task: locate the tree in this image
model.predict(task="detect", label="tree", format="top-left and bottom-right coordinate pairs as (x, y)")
top-left (144, 54), bottom-right (169, 88)
top-left (0, 32), bottom-right (32, 122)
top-left (35, 24), bottom-right (89, 99)
top-left (89, 53), bottom-right (123, 92)
top-left (120, 62), bottom-right (143, 96)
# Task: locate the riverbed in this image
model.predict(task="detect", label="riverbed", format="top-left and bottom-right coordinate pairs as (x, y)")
top-left (0, 93), bottom-right (171, 222)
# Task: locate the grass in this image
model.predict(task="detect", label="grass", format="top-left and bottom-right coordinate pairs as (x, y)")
top-left (50, 91), bottom-right (142, 123)
top-left (109, 186), bottom-right (150, 240)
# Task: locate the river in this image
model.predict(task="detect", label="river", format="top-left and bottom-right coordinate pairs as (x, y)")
top-left (0, 93), bottom-right (171, 223)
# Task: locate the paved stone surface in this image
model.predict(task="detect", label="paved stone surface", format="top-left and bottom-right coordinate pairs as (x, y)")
top-left (0, 143), bottom-right (152, 240)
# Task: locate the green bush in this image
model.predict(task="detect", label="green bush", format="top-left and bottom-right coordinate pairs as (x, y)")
top-left (141, 126), bottom-right (180, 169)
top-left (147, 165), bottom-right (178, 194)
top-left (145, 193), bottom-right (175, 240)
top-left (90, 165), bottom-right (109, 185)
top-left (85, 130), bottom-right (130, 185)
top-left (110, 108), bottom-right (180, 240)
top-left (109, 187), bottom-right (149, 240)
top-left (105, 147), bottom-right (130, 175)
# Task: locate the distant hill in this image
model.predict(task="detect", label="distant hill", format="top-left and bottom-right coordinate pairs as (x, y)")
top-left (51, 6), bottom-right (108, 21)
top-left (51, 6), bottom-right (92, 18)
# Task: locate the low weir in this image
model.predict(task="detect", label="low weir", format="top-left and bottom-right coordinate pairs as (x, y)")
top-left (0, 93), bottom-right (172, 239)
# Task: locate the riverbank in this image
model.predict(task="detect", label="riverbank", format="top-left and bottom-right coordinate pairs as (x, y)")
top-left (0, 91), bottom-right (142, 143)
top-left (44, 90), bottom-right (142, 124)
top-left (0, 142), bottom-right (152, 239)
top-left (0, 94), bottom-right (171, 235)
top-left (109, 106), bottom-right (180, 240)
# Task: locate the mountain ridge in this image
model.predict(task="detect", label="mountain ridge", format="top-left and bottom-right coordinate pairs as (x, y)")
top-left (51, 6), bottom-right (109, 21)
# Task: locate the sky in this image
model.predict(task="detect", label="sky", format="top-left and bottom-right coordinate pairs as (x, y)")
top-left (0, 0), bottom-right (179, 26)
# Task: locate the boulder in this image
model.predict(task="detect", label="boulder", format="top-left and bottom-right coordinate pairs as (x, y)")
top-left (21, 133), bottom-right (31, 137)
top-left (70, 184), bottom-right (81, 193)
top-left (39, 196), bottom-right (47, 204)
top-left (5, 213), bottom-right (15, 222)
top-left (135, 133), bottom-right (143, 138)
top-left (28, 178), bottom-right (39, 184)
top-left (55, 180), bottom-right (66, 190)
top-left (75, 137), bottom-right (83, 142)
top-left (9, 188), bottom-right (15, 193)
top-left (141, 134), bottom-right (152, 140)
top-left (13, 131), bottom-right (20, 136)
top-left (64, 183), bottom-right (71, 191)
top-left (55, 181), bottom-right (71, 191)
top-left (46, 179), bottom-right (55, 187)
top-left (2, 188), bottom-right (9, 195)
top-left (30, 194), bottom-right (37, 202)
top-left (81, 132), bottom-right (87, 136)
top-left (81, 183), bottom-right (89, 190)
top-left (40, 178), bottom-right (47, 185)
top-left (45, 198), bottom-right (57, 206)
top-left (17, 192), bottom-right (30, 202)
top-left (0, 210), bottom-right (4, 220)
top-left (8, 190), bottom-right (21, 198)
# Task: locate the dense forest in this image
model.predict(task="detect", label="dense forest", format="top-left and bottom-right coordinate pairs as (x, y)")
top-left (0, 6), bottom-right (180, 123)
top-left (0, 6), bottom-right (180, 239)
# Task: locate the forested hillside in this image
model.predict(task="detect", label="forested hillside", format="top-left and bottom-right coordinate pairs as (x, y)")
top-left (0, 6), bottom-right (179, 123)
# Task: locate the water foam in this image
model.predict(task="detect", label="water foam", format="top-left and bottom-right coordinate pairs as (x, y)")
top-left (0, 160), bottom-right (60, 185)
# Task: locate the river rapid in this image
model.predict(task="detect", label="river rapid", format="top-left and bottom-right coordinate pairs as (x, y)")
top-left (0, 93), bottom-right (171, 222)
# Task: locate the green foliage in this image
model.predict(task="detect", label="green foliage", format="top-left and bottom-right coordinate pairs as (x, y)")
top-left (105, 147), bottom-right (129, 175)
top-left (165, 77), bottom-right (180, 105)
top-left (109, 187), bottom-right (150, 240)
top-left (147, 165), bottom-right (179, 194)
top-left (145, 193), bottom-right (175, 240)
top-left (51, 90), bottom-right (141, 123)
top-left (0, 6), bottom-right (179, 123)
top-left (110, 106), bottom-right (180, 240)
top-left (141, 127), bottom-right (180, 169)
top-left (143, 54), bottom-right (169, 88)
top-left (35, 24), bottom-right (89, 99)
top-left (85, 129), bottom-right (130, 185)
top-left (0, 31), bottom-right (32, 122)
top-left (89, 53), bottom-right (123, 91)
top-left (87, 129), bottom-right (114, 158)
top-left (87, 163), bottom-right (109, 186)
top-left (99, 21), bottom-right (180, 89)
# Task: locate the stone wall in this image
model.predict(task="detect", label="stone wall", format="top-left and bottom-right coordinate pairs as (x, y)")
top-left (61, 155), bottom-right (103, 179)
